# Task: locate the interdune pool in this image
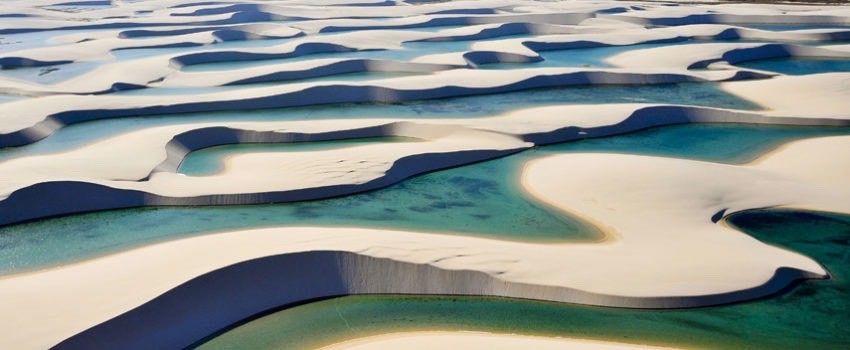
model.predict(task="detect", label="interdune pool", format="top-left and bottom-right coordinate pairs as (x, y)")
top-left (2, 2), bottom-right (850, 348)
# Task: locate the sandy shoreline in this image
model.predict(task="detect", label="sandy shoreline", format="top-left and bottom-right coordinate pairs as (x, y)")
top-left (4, 134), bottom-right (848, 348)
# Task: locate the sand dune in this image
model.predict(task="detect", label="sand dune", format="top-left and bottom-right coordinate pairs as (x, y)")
top-left (1, 0), bottom-right (849, 349)
top-left (3, 135), bottom-right (847, 349)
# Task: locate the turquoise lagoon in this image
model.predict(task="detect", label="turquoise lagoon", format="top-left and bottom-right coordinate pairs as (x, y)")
top-left (2, 123), bottom-right (848, 275)
top-left (196, 209), bottom-right (850, 350)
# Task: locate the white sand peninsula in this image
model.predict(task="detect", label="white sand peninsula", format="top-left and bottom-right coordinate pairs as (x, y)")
top-left (1, 0), bottom-right (849, 349)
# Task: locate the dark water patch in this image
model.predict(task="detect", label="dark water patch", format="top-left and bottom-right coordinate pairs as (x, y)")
top-left (737, 57), bottom-right (850, 75)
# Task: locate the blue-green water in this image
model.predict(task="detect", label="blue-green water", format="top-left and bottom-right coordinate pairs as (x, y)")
top-left (180, 36), bottom-right (672, 73)
top-left (743, 24), bottom-right (850, 32)
top-left (0, 82), bottom-right (759, 162)
top-left (179, 137), bottom-right (419, 176)
top-left (481, 42), bottom-right (683, 70)
top-left (1, 123), bottom-right (848, 275)
top-left (196, 209), bottom-right (850, 350)
top-left (177, 37), bottom-right (842, 73)
top-left (737, 57), bottom-right (850, 75)
top-left (179, 35), bottom-right (538, 72)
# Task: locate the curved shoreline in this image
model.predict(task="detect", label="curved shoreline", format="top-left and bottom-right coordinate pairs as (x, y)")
top-left (3, 122), bottom-right (846, 277)
top-left (0, 68), bottom-right (743, 146)
top-left (2, 102), bottom-right (849, 226)
top-left (4, 135), bottom-right (847, 348)
top-left (2, 1), bottom-right (850, 349)
top-left (37, 229), bottom-right (823, 349)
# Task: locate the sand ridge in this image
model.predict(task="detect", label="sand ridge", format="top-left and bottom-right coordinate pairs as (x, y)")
top-left (1, 0), bottom-right (849, 349)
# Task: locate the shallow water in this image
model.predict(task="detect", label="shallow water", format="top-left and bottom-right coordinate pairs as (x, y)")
top-left (481, 42), bottom-right (683, 70)
top-left (196, 209), bottom-right (850, 350)
top-left (179, 34), bottom-right (538, 72)
top-left (0, 82), bottom-right (759, 163)
top-left (182, 36), bottom-right (672, 73)
top-left (737, 57), bottom-right (850, 75)
top-left (742, 24), bottom-right (850, 32)
top-left (1, 123), bottom-right (847, 275)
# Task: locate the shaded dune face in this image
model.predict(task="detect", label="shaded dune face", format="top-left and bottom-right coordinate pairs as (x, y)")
top-left (0, 0), bottom-right (849, 349)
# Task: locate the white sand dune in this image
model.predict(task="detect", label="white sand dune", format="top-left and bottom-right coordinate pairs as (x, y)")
top-left (1, 0), bottom-right (849, 349)
top-left (2, 100), bottom-right (849, 226)
top-left (2, 135), bottom-right (847, 349)
top-left (3, 23), bottom-right (849, 95)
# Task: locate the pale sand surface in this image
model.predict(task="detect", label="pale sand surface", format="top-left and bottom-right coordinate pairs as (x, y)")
top-left (722, 73), bottom-right (850, 118)
top-left (3, 24), bottom-right (849, 96)
top-left (0, 66), bottom-right (741, 134)
top-left (0, 103), bottom-right (654, 198)
top-left (2, 0), bottom-right (850, 348)
top-left (322, 331), bottom-right (680, 350)
top-left (1, 98), bottom-right (847, 214)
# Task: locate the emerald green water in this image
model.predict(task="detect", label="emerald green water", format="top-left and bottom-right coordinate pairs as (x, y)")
top-left (197, 209), bottom-right (850, 350)
top-left (0, 123), bottom-right (848, 275)
top-left (179, 137), bottom-right (418, 176)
